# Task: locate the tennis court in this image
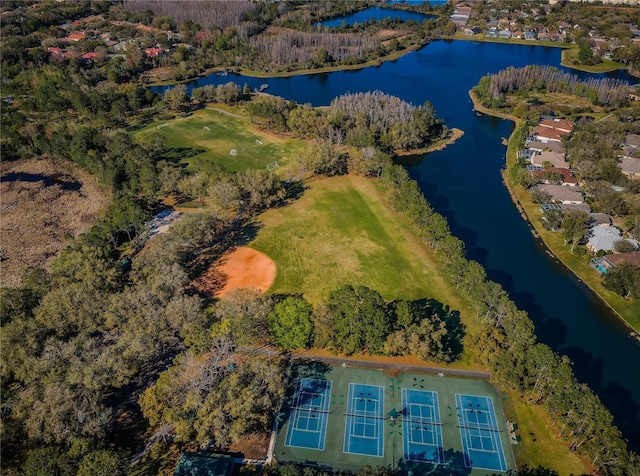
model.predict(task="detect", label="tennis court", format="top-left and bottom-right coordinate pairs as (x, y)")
top-left (344, 383), bottom-right (385, 457)
top-left (401, 389), bottom-right (444, 464)
top-left (456, 393), bottom-right (507, 472)
top-left (285, 378), bottom-right (332, 450)
top-left (274, 364), bottom-right (515, 474)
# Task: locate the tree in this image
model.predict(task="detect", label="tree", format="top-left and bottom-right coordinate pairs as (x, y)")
top-left (613, 239), bottom-right (637, 253)
top-left (268, 297), bottom-right (314, 349)
top-left (163, 84), bottom-right (190, 112)
top-left (325, 285), bottom-right (389, 355)
top-left (530, 188), bottom-right (551, 204)
top-left (562, 209), bottom-right (590, 251)
top-left (541, 208), bottom-right (564, 231)
top-left (603, 263), bottom-right (640, 299)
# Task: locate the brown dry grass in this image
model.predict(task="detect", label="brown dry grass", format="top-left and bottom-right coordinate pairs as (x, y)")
top-left (0, 158), bottom-right (110, 287)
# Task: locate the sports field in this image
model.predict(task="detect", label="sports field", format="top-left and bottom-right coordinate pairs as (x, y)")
top-left (134, 108), bottom-right (308, 173)
top-left (275, 363), bottom-right (515, 475)
top-left (250, 175), bottom-right (472, 310)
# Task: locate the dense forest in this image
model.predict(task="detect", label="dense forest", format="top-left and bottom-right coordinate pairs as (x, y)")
top-left (2, 1), bottom-right (640, 475)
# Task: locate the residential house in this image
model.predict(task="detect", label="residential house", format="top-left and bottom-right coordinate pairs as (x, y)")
top-left (62, 32), bottom-right (85, 42)
top-left (81, 52), bottom-right (99, 61)
top-left (464, 26), bottom-right (481, 35)
top-left (560, 203), bottom-right (591, 213)
top-left (533, 125), bottom-right (565, 143)
top-left (512, 30), bottom-right (525, 39)
top-left (526, 140), bottom-right (566, 154)
top-left (145, 47), bottom-right (165, 57)
top-left (624, 133), bottom-right (640, 148)
top-left (531, 167), bottom-right (577, 186)
top-left (586, 226), bottom-right (638, 254)
top-left (538, 31), bottom-right (550, 41)
top-left (589, 213), bottom-right (612, 227)
top-left (620, 157), bottom-right (640, 179)
top-left (539, 118), bottom-right (575, 134)
top-left (590, 252), bottom-right (640, 275)
top-left (524, 31), bottom-right (536, 40)
top-left (530, 150), bottom-right (570, 169)
top-left (537, 184), bottom-right (584, 204)
top-left (486, 28), bottom-right (498, 38)
top-left (499, 29), bottom-right (512, 39)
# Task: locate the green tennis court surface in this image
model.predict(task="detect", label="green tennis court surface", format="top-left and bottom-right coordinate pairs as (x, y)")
top-left (275, 362), bottom-right (515, 475)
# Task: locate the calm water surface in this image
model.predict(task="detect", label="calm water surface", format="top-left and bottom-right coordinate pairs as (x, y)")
top-left (318, 6), bottom-right (436, 28)
top-left (156, 40), bottom-right (640, 450)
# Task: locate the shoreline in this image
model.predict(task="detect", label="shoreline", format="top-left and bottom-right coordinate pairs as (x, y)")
top-left (394, 127), bottom-right (464, 157)
top-left (146, 37), bottom-right (636, 89)
top-left (468, 89), bottom-right (639, 334)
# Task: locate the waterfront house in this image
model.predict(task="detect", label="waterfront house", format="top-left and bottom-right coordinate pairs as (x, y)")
top-left (539, 118), bottom-right (575, 134)
top-left (531, 167), bottom-right (577, 186)
top-left (591, 252), bottom-right (640, 275)
top-left (533, 125), bottom-right (565, 143)
top-left (537, 184), bottom-right (584, 204)
top-left (486, 28), bottom-right (498, 38)
top-left (499, 29), bottom-right (512, 38)
top-left (526, 140), bottom-right (566, 154)
top-left (530, 150), bottom-right (570, 169)
top-left (587, 226), bottom-right (639, 254)
top-left (524, 31), bottom-right (536, 40)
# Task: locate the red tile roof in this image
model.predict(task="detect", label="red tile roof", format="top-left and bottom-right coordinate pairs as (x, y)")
top-left (82, 52), bottom-right (99, 60)
top-left (145, 47), bottom-right (165, 57)
top-left (539, 118), bottom-right (575, 133)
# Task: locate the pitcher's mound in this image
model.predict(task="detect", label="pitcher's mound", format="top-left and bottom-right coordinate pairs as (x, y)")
top-left (193, 246), bottom-right (276, 298)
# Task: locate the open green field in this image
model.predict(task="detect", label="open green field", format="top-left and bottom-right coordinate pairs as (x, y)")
top-left (251, 175), bottom-right (468, 306)
top-left (134, 108), bottom-right (308, 173)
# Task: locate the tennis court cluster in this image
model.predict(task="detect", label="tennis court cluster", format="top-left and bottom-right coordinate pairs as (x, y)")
top-left (274, 364), bottom-right (514, 475)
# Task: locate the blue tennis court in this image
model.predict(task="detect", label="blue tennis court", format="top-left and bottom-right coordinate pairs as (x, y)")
top-left (343, 383), bottom-right (384, 457)
top-left (285, 378), bottom-right (332, 450)
top-left (456, 394), bottom-right (507, 472)
top-left (401, 389), bottom-right (444, 464)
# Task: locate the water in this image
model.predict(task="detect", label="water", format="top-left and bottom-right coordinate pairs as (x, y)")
top-left (318, 6), bottom-right (436, 28)
top-left (155, 40), bottom-right (640, 450)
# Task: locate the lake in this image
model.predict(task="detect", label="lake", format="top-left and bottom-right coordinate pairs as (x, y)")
top-left (154, 39), bottom-right (640, 451)
top-left (318, 6), bottom-right (436, 28)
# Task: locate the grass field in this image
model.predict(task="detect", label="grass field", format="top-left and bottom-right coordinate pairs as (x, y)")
top-left (251, 175), bottom-right (467, 305)
top-left (134, 108), bottom-right (308, 173)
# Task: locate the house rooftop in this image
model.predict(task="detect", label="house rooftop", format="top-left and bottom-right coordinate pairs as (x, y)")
top-left (530, 150), bottom-right (570, 169)
top-left (533, 125), bottom-right (566, 142)
top-left (625, 133), bottom-right (640, 147)
top-left (620, 157), bottom-right (640, 175)
top-left (526, 140), bottom-right (566, 154)
top-left (539, 118), bottom-right (575, 133)
top-left (538, 184), bottom-right (583, 203)
top-left (605, 251), bottom-right (640, 269)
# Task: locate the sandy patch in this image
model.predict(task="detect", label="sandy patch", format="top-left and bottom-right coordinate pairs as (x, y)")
top-left (192, 246), bottom-right (276, 298)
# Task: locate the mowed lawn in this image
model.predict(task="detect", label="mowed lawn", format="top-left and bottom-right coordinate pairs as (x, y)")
top-left (135, 108), bottom-right (308, 173)
top-left (251, 175), bottom-right (474, 316)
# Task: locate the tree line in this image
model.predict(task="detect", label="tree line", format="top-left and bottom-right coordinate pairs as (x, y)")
top-left (473, 65), bottom-right (632, 109)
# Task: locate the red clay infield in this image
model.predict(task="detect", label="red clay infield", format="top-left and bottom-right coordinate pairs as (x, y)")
top-left (193, 246), bottom-right (276, 298)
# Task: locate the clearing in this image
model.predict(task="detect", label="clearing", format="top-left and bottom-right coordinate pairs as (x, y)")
top-left (0, 158), bottom-right (109, 287)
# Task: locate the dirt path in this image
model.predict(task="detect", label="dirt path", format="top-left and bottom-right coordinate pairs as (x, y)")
top-left (205, 106), bottom-right (246, 119)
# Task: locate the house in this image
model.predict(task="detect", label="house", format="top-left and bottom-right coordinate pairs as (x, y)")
top-left (512, 30), bottom-right (525, 39)
top-left (560, 203), bottom-right (591, 213)
top-left (47, 46), bottom-right (63, 57)
top-left (62, 32), bottom-right (85, 42)
top-left (530, 150), bottom-right (570, 169)
top-left (526, 140), bottom-right (566, 154)
top-left (81, 52), bottom-right (99, 61)
top-left (539, 118), bottom-right (575, 134)
top-left (586, 226), bottom-right (638, 254)
top-left (589, 213), bottom-right (612, 227)
top-left (499, 29), bottom-right (512, 39)
top-left (533, 125), bottom-right (565, 143)
top-left (620, 157), bottom-right (640, 179)
top-left (624, 133), bottom-right (640, 148)
top-left (531, 167), bottom-right (577, 186)
top-left (538, 31), bottom-right (550, 41)
top-left (464, 27), bottom-right (481, 35)
top-left (145, 47), bottom-right (165, 57)
top-left (524, 31), bottom-right (536, 40)
top-left (486, 28), bottom-right (498, 38)
top-left (537, 184), bottom-right (584, 204)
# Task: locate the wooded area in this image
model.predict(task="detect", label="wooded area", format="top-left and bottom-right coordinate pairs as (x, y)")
top-left (2, 0), bottom-right (639, 474)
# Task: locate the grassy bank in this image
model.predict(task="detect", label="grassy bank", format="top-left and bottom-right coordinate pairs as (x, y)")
top-left (469, 90), bottom-right (640, 332)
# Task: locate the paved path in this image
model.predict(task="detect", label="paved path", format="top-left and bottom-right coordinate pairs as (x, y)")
top-left (243, 345), bottom-right (490, 379)
top-left (292, 352), bottom-right (490, 379)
